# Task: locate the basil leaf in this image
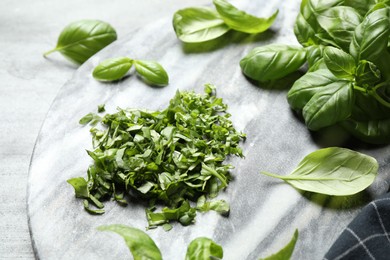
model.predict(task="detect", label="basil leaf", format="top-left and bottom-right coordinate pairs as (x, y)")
top-left (93, 57), bottom-right (133, 81)
top-left (341, 117), bottom-right (390, 144)
top-left (261, 147), bottom-right (378, 196)
top-left (302, 80), bottom-right (354, 130)
top-left (240, 45), bottom-right (307, 82)
top-left (79, 113), bottom-right (101, 126)
top-left (287, 69), bottom-right (338, 110)
top-left (350, 8), bottom-right (390, 62)
top-left (196, 195), bottom-right (230, 215)
top-left (316, 6), bottom-right (362, 51)
top-left (134, 60), bottom-right (169, 86)
top-left (323, 46), bottom-right (356, 79)
top-left (213, 0), bottom-right (278, 34)
top-left (98, 224), bottom-right (163, 260)
top-left (67, 177), bottom-right (89, 198)
top-left (44, 20), bottom-right (117, 64)
top-left (355, 60), bottom-right (381, 88)
top-left (185, 237), bottom-right (223, 260)
top-left (344, 0), bottom-right (377, 16)
top-left (173, 7), bottom-right (230, 43)
top-left (260, 229), bottom-right (298, 260)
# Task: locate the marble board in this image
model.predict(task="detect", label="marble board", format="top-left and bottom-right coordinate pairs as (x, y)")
top-left (27, 1), bottom-right (390, 259)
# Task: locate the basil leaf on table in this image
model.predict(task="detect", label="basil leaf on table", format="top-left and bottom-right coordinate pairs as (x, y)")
top-left (323, 46), bottom-right (356, 80)
top-left (44, 20), bottom-right (117, 64)
top-left (98, 224), bottom-right (163, 260)
top-left (261, 147), bottom-right (378, 196)
top-left (260, 229), bottom-right (298, 260)
top-left (213, 0), bottom-right (278, 34)
top-left (67, 177), bottom-right (89, 198)
top-left (350, 8), bottom-right (390, 62)
top-left (93, 57), bottom-right (133, 81)
top-left (185, 237), bottom-right (223, 260)
top-left (173, 7), bottom-right (230, 43)
top-left (240, 45), bottom-right (307, 82)
top-left (134, 60), bottom-right (169, 86)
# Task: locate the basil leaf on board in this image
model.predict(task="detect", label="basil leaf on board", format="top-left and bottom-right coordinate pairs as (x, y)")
top-left (185, 237), bottom-right (223, 260)
top-left (44, 20), bottom-right (117, 64)
top-left (98, 224), bottom-right (163, 260)
top-left (261, 147), bottom-right (378, 196)
top-left (323, 46), bottom-right (356, 80)
top-left (260, 229), bottom-right (298, 260)
top-left (93, 57), bottom-right (133, 81)
top-left (316, 6), bottom-right (362, 51)
top-left (287, 69), bottom-right (338, 111)
top-left (302, 80), bottom-right (354, 130)
top-left (134, 60), bottom-right (169, 86)
top-left (213, 0), bottom-right (278, 34)
top-left (240, 45), bottom-right (307, 82)
top-left (173, 7), bottom-right (230, 43)
top-left (67, 177), bottom-right (89, 198)
top-left (350, 8), bottom-right (390, 62)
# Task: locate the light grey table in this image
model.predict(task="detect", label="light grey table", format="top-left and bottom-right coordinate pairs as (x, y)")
top-left (0, 1), bottom-right (208, 258)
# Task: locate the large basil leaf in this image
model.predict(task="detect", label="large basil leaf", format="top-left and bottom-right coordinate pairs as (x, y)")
top-left (93, 57), bottom-right (133, 81)
top-left (240, 45), bottom-right (307, 82)
top-left (323, 46), bottom-right (356, 80)
top-left (260, 230), bottom-right (298, 260)
top-left (134, 60), bottom-right (169, 86)
top-left (287, 69), bottom-right (338, 110)
top-left (350, 8), bottom-right (390, 62)
top-left (261, 147), bottom-right (378, 196)
top-left (341, 117), bottom-right (390, 144)
top-left (185, 237), bottom-right (223, 260)
top-left (213, 0), bottom-right (278, 34)
top-left (98, 224), bottom-right (163, 260)
top-left (303, 80), bottom-right (354, 130)
top-left (44, 20), bottom-right (117, 64)
top-left (316, 6), bottom-right (362, 51)
top-left (172, 7), bottom-right (230, 43)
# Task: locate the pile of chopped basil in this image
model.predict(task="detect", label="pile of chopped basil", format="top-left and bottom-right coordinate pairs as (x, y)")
top-left (68, 85), bottom-right (245, 228)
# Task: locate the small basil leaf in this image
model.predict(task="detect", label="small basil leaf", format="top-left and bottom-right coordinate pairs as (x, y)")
top-left (350, 8), bottom-right (390, 62)
top-left (44, 20), bottom-right (117, 64)
top-left (306, 45), bottom-right (325, 67)
top-left (261, 147), bottom-right (378, 196)
top-left (323, 46), bottom-right (356, 79)
top-left (213, 0), bottom-right (278, 34)
top-left (302, 80), bottom-right (354, 130)
top-left (67, 177), bottom-right (89, 198)
top-left (341, 117), bottom-right (390, 145)
top-left (98, 224), bottom-right (163, 260)
top-left (134, 60), bottom-right (169, 86)
top-left (308, 58), bottom-right (327, 72)
top-left (79, 113), bottom-right (101, 126)
top-left (294, 13), bottom-right (319, 47)
top-left (355, 60), bottom-right (381, 87)
top-left (316, 6), bottom-right (362, 51)
top-left (185, 237), bottom-right (223, 260)
top-left (173, 7), bottom-right (230, 43)
top-left (260, 229), bottom-right (298, 260)
top-left (93, 57), bottom-right (133, 81)
top-left (240, 45), bottom-right (307, 82)
top-left (287, 69), bottom-right (338, 110)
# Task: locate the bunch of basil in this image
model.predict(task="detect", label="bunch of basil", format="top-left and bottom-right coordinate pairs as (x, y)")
top-left (240, 0), bottom-right (390, 144)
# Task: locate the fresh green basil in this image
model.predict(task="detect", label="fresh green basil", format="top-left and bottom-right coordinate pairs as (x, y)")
top-left (98, 224), bottom-right (163, 260)
top-left (350, 8), bottom-right (390, 62)
top-left (261, 147), bottom-right (378, 196)
top-left (260, 229), bottom-right (298, 260)
top-left (355, 60), bottom-right (381, 87)
top-left (173, 7), bottom-right (230, 43)
top-left (134, 60), bottom-right (169, 86)
top-left (44, 20), bottom-right (117, 64)
top-left (213, 0), bottom-right (278, 34)
top-left (323, 46), bottom-right (356, 79)
top-left (185, 237), bottom-right (223, 260)
top-left (67, 177), bottom-right (89, 198)
top-left (196, 195), bottom-right (230, 215)
top-left (78, 113), bottom-right (101, 126)
top-left (341, 117), bottom-right (390, 144)
top-left (93, 57), bottom-right (133, 81)
top-left (240, 45), bottom-right (307, 82)
top-left (344, 0), bottom-right (377, 16)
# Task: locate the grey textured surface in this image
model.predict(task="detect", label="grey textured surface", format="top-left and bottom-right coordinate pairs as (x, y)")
top-left (26, 1), bottom-right (390, 260)
top-left (0, 0), bottom-right (207, 259)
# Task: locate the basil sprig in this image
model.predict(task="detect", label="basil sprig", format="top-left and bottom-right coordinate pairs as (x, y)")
top-left (240, 1), bottom-right (390, 144)
top-left (92, 57), bottom-right (169, 86)
top-left (44, 20), bottom-right (117, 64)
top-left (261, 147), bottom-right (378, 196)
top-left (173, 0), bottom-right (278, 43)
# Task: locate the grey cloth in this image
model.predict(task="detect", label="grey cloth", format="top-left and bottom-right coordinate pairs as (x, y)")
top-left (324, 193), bottom-right (390, 260)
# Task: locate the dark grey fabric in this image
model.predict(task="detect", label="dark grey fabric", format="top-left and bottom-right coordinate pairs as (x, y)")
top-left (324, 193), bottom-right (390, 260)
